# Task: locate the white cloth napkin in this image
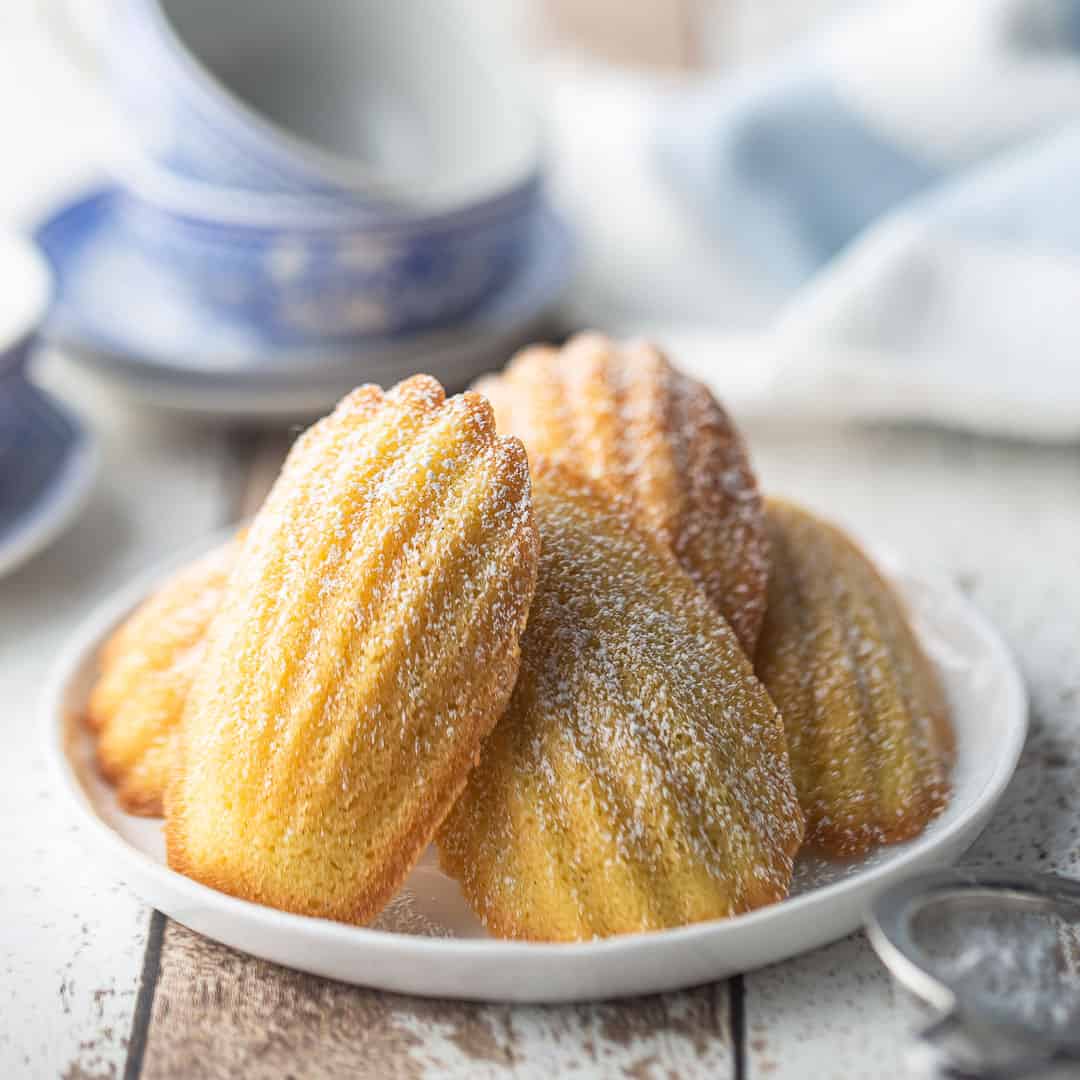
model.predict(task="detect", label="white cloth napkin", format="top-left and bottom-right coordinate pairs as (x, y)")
top-left (656, 0), bottom-right (1080, 440)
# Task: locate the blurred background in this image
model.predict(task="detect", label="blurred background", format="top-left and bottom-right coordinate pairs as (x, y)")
top-left (4, 0), bottom-right (1080, 570)
top-left (10, 8), bottom-right (1080, 1079)
top-left (3, 0), bottom-right (838, 333)
top-left (0, 0), bottom-right (844, 419)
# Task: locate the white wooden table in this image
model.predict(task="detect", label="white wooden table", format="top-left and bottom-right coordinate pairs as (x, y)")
top-left (4, 353), bottom-right (1077, 1078)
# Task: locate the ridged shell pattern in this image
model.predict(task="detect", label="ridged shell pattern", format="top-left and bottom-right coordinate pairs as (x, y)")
top-left (755, 499), bottom-right (954, 856)
top-left (474, 332), bottom-right (769, 654)
top-left (166, 376), bottom-right (540, 923)
top-left (438, 471), bottom-right (803, 941)
top-left (86, 539), bottom-right (238, 816)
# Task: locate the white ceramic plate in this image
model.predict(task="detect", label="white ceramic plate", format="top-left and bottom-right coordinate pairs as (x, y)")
top-left (46, 534), bottom-right (1026, 1002)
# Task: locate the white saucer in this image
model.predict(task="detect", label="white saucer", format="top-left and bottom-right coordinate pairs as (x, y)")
top-left (46, 532), bottom-right (1026, 1002)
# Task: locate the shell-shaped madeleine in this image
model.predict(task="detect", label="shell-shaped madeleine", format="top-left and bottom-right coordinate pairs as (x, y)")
top-left (437, 471), bottom-right (803, 942)
top-left (755, 499), bottom-right (954, 857)
top-left (473, 332), bottom-right (768, 653)
top-left (166, 376), bottom-right (540, 923)
top-left (87, 539), bottom-right (238, 816)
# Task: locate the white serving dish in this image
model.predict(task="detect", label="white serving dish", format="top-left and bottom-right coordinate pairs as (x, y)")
top-left (47, 535), bottom-right (1026, 1002)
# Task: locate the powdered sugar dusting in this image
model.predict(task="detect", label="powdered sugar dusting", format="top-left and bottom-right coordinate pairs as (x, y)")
top-left (86, 538), bottom-right (240, 814)
top-left (755, 499), bottom-right (953, 856)
top-left (473, 332), bottom-right (770, 654)
top-left (438, 475), bottom-right (803, 941)
top-left (912, 901), bottom-right (1080, 1036)
top-left (170, 374), bottom-right (540, 922)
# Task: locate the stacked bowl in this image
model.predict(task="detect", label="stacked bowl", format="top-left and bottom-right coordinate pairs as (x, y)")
top-left (37, 0), bottom-right (572, 418)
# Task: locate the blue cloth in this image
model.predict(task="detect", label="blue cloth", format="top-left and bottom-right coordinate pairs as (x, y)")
top-left (655, 0), bottom-right (1080, 287)
top-left (657, 61), bottom-right (940, 286)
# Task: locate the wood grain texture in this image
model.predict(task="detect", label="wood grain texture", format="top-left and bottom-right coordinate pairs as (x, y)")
top-left (140, 923), bottom-right (732, 1080)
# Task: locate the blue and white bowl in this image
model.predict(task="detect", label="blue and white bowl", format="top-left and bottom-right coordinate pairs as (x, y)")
top-left (112, 162), bottom-right (541, 346)
top-left (110, 0), bottom-right (540, 209)
top-left (43, 0), bottom-right (560, 377)
top-left (36, 184), bottom-right (575, 421)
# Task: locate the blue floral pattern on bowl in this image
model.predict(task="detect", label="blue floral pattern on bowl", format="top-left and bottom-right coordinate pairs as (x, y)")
top-left (35, 187), bottom-right (574, 375)
top-left (41, 183), bottom-right (540, 348)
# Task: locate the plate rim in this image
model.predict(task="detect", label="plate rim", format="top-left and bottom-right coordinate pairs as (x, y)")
top-left (44, 529), bottom-right (1028, 992)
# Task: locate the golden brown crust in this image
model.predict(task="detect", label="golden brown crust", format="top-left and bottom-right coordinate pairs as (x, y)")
top-left (473, 332), bottom-right (769, 654)
top-left (437, 470), bottom-right (803, 941)
top-left (755, 498), bottom-right (954, 857)
top-left (165, 376), bottom-right (540, 924)
top-left (86, 539), bottom-right (239, 816)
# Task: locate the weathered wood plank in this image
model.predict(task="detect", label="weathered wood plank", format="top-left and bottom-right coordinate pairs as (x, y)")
top-left (140, 923), bottom-right (732, 1080)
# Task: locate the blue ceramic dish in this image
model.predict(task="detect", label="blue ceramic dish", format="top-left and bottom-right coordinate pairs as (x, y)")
top-left (0, 334), bottom-right (40, 463)
top-left (0, 379), bottom-right (87, 536)
top-left (0, 234), bottom-right (97, 576)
